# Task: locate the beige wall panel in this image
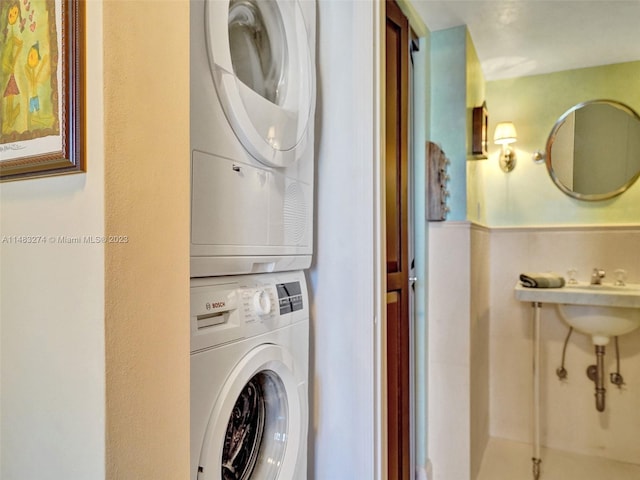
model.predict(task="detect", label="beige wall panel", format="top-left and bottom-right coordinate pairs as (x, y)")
top-left (103, 2), bottom-right (190, 478)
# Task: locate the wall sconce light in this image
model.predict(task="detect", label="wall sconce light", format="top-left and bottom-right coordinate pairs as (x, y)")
top-left (494, 122), bottom-right (517, 172)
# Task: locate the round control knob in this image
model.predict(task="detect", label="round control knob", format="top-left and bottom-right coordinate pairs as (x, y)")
top-left (253, 290), bottom-right (271, 316)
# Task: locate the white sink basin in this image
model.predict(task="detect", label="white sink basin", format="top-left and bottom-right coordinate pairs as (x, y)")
top-left (515, 282), bottom-right (640, 345)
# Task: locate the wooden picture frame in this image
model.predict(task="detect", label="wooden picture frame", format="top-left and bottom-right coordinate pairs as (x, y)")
top-left (0, 0), bottom-right (85, 182)
top-left (472, 101), bottom-right (488, 159)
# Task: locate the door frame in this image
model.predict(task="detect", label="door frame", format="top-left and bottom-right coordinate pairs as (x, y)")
top-left (374, 2), bottom-right (429, 479)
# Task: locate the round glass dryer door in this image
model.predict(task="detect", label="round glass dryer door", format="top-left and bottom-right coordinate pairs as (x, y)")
top-left (205, 0), bottom-right (315, 168)
top-left (198, 345), bottom-right (303, 480)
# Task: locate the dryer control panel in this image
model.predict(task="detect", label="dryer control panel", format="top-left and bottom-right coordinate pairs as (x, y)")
top-left (190, 270), bottom-right (308, 353)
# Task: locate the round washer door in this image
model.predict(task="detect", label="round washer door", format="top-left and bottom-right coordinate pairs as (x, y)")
top-left (205, 0), bottom-right (315, 169)
top-left (198, 344), bottom-right (303, 480)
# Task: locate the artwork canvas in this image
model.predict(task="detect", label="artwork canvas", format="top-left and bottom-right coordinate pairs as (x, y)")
top-left (1, 0), bottom-right (59, 142)
top-left (0, 0), bottom-right (84, 181)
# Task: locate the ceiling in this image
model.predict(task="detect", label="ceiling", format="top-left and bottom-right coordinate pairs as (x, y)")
top-left (411, 1), bottom-right (640, 81)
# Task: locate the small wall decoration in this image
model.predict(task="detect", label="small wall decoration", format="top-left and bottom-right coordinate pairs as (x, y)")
top-left (0, 0), bottom-right (85, 181)
top-left (472, 101), bottom-right (488, 159)
top-left (426, 141), bottom-right (450, 221)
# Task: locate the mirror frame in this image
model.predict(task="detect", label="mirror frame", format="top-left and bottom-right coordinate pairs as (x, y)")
top-left (545, 99), bottom-right (640, 201)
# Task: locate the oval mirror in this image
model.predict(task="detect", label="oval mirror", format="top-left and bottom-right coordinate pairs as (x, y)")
top-left (545, 100), bottom-right (640, 200)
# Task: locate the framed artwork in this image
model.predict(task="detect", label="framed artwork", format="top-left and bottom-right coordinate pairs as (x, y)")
top-left (0, 0), bottom-right (85, 182)
top-left (472, 101), bottom-right (488, 159)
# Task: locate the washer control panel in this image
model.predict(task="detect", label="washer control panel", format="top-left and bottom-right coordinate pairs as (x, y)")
top-left (253, 289), bottom-right (272, 315)
top-left (240, 286), bottom-right (278, 323)
top-left (190, 271), bottom-right (308, 352)
top-left (276, 281), bottom-right (304, 314)
top-left (238, 280), bottom-right (304, 322)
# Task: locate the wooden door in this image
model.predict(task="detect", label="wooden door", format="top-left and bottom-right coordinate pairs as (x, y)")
top-left (385, 1), bottom-right (411, 479)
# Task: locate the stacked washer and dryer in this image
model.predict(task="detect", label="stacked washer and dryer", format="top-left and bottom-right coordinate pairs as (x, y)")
top-left (190, 0), bottom-right (316, 479)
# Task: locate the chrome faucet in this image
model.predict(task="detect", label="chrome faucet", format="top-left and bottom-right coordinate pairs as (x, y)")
top-left (591, 268), bottom-right (606, 285)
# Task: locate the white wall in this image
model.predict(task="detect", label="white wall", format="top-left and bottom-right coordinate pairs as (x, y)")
top-left (428, 223), bottom-right (472, 480)
top-left (309, 1), bottom-right (382, 478)
top-left (427, 222), bottom-right (490, 480)
top-left (469, 226), bottom-right (490, 479)
top-left (0, 3), bottom-right (105, 478)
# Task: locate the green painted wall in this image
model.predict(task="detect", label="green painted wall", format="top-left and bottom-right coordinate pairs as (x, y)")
top-left (430, 27), bottom-right (486, 223)
top-left (477, 61), bottom-right (640, 226)
top-left (465, 30), bottom-right (486, 224)
top-left (430, 26), bottom-right (467, 221)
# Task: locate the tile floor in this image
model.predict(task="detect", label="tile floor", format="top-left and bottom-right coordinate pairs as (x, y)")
top-left (477, 437), bottom-right (640, 480)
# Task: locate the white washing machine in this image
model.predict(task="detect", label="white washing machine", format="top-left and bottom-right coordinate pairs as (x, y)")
top-left (190, 271), bottom-right (309, 480)
top-left (190, 0), bottom-right (316, 278)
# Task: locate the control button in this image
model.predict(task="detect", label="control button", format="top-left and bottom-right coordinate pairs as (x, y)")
top-left (253, 290), bottom-right (271, 316)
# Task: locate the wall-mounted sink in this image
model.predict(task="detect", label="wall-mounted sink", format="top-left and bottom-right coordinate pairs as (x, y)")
top-left (515, 282), bottom-right (640, 345)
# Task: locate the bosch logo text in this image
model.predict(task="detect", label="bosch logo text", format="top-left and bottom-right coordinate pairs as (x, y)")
top-left (206, 301), bottom-right (226, 310)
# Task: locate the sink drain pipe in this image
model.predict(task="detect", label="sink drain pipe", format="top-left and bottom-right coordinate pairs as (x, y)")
top-left (587, 346), bottom-right (607, 412)
top-left (531, 302), bottom-right (542, 480)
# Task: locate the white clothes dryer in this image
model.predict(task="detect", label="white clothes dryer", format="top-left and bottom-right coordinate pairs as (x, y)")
top-left (190, 271), bottom-right (309, 480)
top-left (190, 0), bottom-right (316, 278)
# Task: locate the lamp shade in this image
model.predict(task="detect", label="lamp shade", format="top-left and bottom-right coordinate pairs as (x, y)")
top-left (494, 122), bottom-right (517, 144)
